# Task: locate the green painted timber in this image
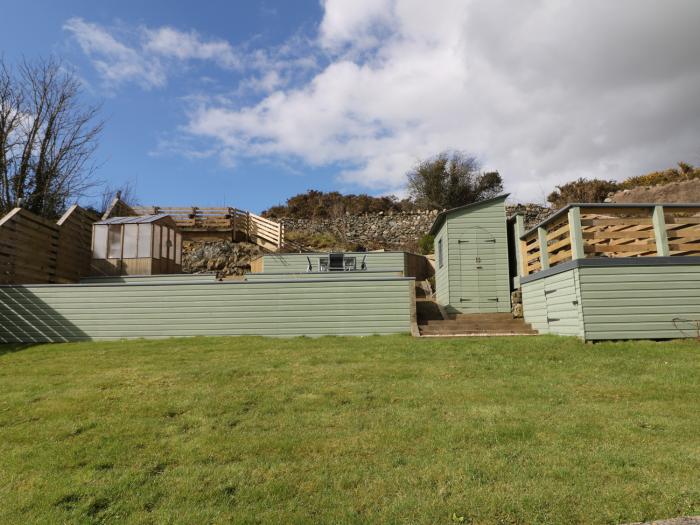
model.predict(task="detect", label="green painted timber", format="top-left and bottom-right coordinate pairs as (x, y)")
top-left (261, 252), bottom-right (407, 273)
top-left (0, 278), bottom-right (414, 342)
top-left (578, 264), bottom-right (700, 340)
top-left (432, 195), bottom-right (511, 313)
top-left (245, 270), bottom-right (401, 281)
top-left (522, 268), bottom-right (584, 338)
top-left (521, 260), bottom-right (700, 340)
top-left (80, 274), bottom-right (217, 284)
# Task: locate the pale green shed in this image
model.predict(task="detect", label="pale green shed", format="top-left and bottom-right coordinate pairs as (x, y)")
top-left (429, 195), bottom-right (511, 313)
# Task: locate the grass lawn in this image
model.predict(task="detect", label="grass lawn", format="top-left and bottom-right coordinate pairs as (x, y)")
top-left (1, 335), bottom-right (699, 524)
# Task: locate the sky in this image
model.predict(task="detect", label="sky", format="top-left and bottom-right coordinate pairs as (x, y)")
top-left (2, 0), bottom-right (699, 213)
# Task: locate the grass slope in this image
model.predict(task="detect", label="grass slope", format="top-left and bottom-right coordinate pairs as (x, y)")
top-left (0, 335), bottom-right (699, 524)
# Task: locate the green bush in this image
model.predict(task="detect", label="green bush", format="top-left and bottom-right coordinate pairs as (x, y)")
top-left (418, 234), bottom-right (434, 255)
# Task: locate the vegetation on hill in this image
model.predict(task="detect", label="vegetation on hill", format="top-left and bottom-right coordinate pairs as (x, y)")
top-left (262, 190), bottom-right (416, 219)
top-left (1, 335), bottom-right (699, 523)
top-left (548, 162), bottom-right (700, 209)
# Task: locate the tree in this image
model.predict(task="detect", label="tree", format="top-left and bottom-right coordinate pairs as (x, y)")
top-left (406, 151), bottom-right (503, 209)
top-left (0, 57), bottom-right (103, 218)
top-left (97, 181), bottom-right (139, 215)
top-left (547, 178), bottom-right (620, 209)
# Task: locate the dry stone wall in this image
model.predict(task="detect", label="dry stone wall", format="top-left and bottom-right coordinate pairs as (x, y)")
top-left (282, 204), bottom-right (551, 251)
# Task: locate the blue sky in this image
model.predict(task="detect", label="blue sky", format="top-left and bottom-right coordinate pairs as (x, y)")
top-left (2, 1), bottom-right (699, 212)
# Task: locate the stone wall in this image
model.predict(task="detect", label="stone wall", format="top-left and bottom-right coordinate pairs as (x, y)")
top-left (182, 240), bottom-right (264, 278)
top-left (281, 203), bottom-right (551, 251)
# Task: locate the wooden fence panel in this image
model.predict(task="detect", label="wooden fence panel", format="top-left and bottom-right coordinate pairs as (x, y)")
top-left (0, 206), bottom-right (97, 284)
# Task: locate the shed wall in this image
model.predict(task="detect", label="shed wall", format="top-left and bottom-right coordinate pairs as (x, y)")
top-left (434, 224), bottom-right (450, 306)
top-left (578, 264), bottom-right (700, 340)
top-left (445, 199), bottom-right (511, 313)
top-left (522, 269), bottom-right (585, 337)
top-left (0, 278), bottom-right (413, 342)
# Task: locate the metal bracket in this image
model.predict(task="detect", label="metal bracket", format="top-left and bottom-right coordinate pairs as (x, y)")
top-left (544, 289), bottom-right (557, 295)
top-left (547, 317), bottom-right (560, 323)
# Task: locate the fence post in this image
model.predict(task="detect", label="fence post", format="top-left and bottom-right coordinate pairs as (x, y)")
top-left (278, 222), bottom-right (284, 249)
top-left (246, 212), bottom-right (251, 242)
top-left (652, 205), bottom-right (669, 256)
top-left (514, 214), bottom-right (526, 277)
top-left (537, 226), bottom-right (550, 270)
top-left (568, 206), bottom-right (585, 260)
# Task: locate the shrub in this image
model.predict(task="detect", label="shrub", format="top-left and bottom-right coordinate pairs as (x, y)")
top-left (418, 234), bottom-right (434, 255)
top-left (547, 178), bottom-right (620, 209)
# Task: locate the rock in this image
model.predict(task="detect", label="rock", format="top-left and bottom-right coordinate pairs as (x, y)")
top-left (512, 303), bottom-right (523, 318)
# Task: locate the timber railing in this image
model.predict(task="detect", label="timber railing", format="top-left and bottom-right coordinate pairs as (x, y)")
top-left (517, 203), bottom-right (700, 277)
top-left (131, 205), bottom-right (285, 250)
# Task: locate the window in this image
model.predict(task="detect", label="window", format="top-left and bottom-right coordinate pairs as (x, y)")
top-left (153, 226), bottom-right (161, 258)
top-left (108, 225), bottom-right (122, 259)
top-left (93, 225), bottom-right (107, 259)
top-left (161, 227), bottom-right (169, 260)
top-left (137, 224), bottom-right (152, 258)
top-left (123, 224), bottom-right (138, 258)
top-left (438, 238), bottom-right (443, 268)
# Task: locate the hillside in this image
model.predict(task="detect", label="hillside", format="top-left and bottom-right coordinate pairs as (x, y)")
top-left (609, 179), bottom-right (700, 203)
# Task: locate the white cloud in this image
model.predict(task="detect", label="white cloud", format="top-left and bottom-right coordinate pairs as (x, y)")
top-left (63, 18), bottom-right (247, 89)
top-left (143, 27), bottom-right (241, 69)
top-left (182, 0), bottom-right (700, 200)
top-left (63, 17), bottom-right (165, 89)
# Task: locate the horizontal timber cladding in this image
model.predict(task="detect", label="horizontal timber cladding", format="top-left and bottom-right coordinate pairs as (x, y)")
top-left (261, 252), bottom-right (407, 274)
top-left (577, 264), bottom-right (700, 340)
top-left (245, 270), bottom-right (401, 281)
top-left (80, 273), bottom-right (217, 284)
top-left (522, 268), bottom-right (584, 338)
top-left (521, 259), bottom-right (700, 340)
top-left (0, 277), bottom-right (414, 342)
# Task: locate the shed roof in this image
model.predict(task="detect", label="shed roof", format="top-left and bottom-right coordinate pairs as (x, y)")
top-left (95, 214), bottom-right (170, 225)
top-left (428, 194), bottom-right (510, 235)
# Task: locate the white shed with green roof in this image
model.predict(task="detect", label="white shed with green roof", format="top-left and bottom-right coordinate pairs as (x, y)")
top-left (429, 195), bottom-right (511, 314)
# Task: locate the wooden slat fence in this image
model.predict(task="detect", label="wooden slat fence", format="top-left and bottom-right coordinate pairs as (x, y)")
top-left (519, 204), bottom-right (700, 277)
top-left (0, 206), bottom-right (98, 284)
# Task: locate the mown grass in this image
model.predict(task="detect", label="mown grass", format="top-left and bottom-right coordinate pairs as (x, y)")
top-left (0, 335), bottom-right (699, 524)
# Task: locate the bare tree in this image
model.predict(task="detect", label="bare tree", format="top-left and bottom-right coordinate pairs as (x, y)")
top-left (97, 181), bottom-right (139, 215)
top-left (0, 57), bottom-right (103, 218)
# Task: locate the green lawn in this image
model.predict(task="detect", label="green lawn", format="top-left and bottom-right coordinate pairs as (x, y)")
top-left (1, 335), bottom-right (699, 524)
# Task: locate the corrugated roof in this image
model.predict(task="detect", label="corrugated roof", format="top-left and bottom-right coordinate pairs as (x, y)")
top-left (95, 214), bottom-right (170, 225)
top-left (428, 194), bottom-right (510, 235)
